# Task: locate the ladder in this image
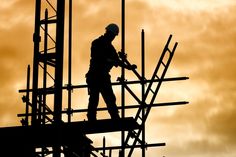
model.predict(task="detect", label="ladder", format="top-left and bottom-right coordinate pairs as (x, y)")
top-left (121, 35), bottom-right (178, 157)
top-left (24, 1), bottom-right (96, 156)
top-left (29, 1), bottom-right (65, 157)
top-left (31, 0), bottom-right (63, 126)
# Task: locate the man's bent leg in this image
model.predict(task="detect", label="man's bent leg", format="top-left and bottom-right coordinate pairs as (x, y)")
top-left (101, 83), bottom-right (120, 120)
top-left (87, 87), bottom-right (99, 121)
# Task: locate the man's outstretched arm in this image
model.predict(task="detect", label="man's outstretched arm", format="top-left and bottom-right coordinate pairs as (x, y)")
top-left (107, 58), bottom-right (137, 70)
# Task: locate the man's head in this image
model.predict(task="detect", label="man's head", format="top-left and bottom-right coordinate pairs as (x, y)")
top-left (105, 23), bottom-right (119, 42)
top-left (106, 23), bottom-right (119, 36)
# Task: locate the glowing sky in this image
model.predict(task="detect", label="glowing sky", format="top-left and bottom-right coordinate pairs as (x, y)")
top-left (0, 0), bottom-right (236, 157)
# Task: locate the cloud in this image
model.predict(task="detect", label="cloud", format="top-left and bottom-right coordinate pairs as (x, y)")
top-left (139, 2), bottom-right (236, 157)
top-left (0, 0), bottom-right (35, 127)
top-left (0, 1), bottom-right (236, 157)
top-left (0, 0), bottom-right (34, 30)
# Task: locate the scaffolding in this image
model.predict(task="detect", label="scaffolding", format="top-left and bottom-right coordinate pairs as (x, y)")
top-left (0, 0), bottom-right (188, 157)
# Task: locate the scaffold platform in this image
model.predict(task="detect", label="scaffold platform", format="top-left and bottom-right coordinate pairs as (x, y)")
top-left (0, 117), bottom-right (138, 145)
top-left (0, 117), bottom-right (139, 156)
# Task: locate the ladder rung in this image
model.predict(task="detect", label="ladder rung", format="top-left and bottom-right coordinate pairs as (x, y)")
top-left (38, 53), bottom-right (56, 66)
top-left (46, 60), bottom-right (56, 67)
top-left (45, 115), bottom-right (53, 123)
top-left (161, 61), bottom-right (166, 66)
top-left (137, 115), bottom-right (142, 121)
top-left (39, 52), bottom-right (56, 60)
top-left (150, 88), bottom-right (155, 94)
top-left (39, 60), bottom-right (56, 67)
top-left (38, 88), bottom-right (55, 95)
top-left (39, 103), bottom-right (53, 114)
top-left (166, 47), bottom-right (172, 53)
top-left (39, 47), bottom-right (56, 53)
top-left (40, 19), bottom-right (57, 25)
top-left (39, 59), bottom-right (56, 67)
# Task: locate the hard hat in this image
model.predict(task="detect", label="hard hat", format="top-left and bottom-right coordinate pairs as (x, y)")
top-left (105, 23), bottom-right (119, 36)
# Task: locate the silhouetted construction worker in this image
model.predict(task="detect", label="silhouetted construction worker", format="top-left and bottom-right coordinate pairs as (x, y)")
top-left (86, 23), bottom-right (137, 121)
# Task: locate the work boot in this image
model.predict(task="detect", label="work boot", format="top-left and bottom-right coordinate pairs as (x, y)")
top-left (110, 112), bottom-right (120, 120)
top-left (87, 113), bottom-right (97, 121)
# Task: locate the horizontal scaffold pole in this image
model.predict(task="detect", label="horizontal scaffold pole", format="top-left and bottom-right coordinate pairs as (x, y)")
top-left (17, 101), bottom-right (188, 117)
top-left (19, 77), bottom-right (189, 93)
top-left (94, 142), bottom-right (166, 151)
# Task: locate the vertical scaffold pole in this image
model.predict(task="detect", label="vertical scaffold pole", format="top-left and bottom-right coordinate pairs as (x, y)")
top-left (141, 29), bottom-right (146, 157)
top-left (53, 0), bottom-right (65, 125)
top-left (43, 9), bottom-right (48, 125)
top-left (32, 0), bottom-right (41, 126)
top-left (121, 0), bottom-right (125, 156)
top-left (68, 0), bottom-right (73, 123)
top-left (53, 0), bottom-right (65, 157)
top-left (25, 65), bottom-right (30, 126)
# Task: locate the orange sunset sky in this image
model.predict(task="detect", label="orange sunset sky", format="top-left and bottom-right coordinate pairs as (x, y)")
top-left (0, 0), bottom-right (236, 157)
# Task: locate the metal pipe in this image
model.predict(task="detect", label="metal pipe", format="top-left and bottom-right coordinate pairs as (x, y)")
top-left (19, 77), bottom-right (189, 93)
top-left (68, 0), bottom-right (72, 123)
top-left (32, 0), bottom-right (41, 126)
top-left (103, 136), bottom-right (106, 156)
top-left (25, 65), bottom-right (30, 126)
top-left (53, 0), bottom-right (65, 156)
top-left (95, 143), bottom-right (166, 151)
top-left (17, 101), bottom-right (188, 117)
top-left (53, 0), bottom-right (65, 124)
top-left (141, 29), bottom-right (145, 157)
top-left (43, 9), bottom-right (48, 125)
top-left (121, 0), bottom-right (125, 156)
top-left (44, 143), bottom-right (165, 154)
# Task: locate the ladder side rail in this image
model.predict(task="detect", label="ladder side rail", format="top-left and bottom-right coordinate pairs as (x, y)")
top-left (144, 34), bottom-right (173, 101)
top-left (143, 42), bottom-right (177, 123)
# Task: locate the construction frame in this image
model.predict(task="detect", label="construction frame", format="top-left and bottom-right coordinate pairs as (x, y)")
top-left (0, 0), bottom-right (188, 157)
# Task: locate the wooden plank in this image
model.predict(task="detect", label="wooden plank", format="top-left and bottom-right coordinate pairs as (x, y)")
top-left (0, 117), bottom-right (139, 146)
top-left (72, 117), bottom-right (139, 134)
